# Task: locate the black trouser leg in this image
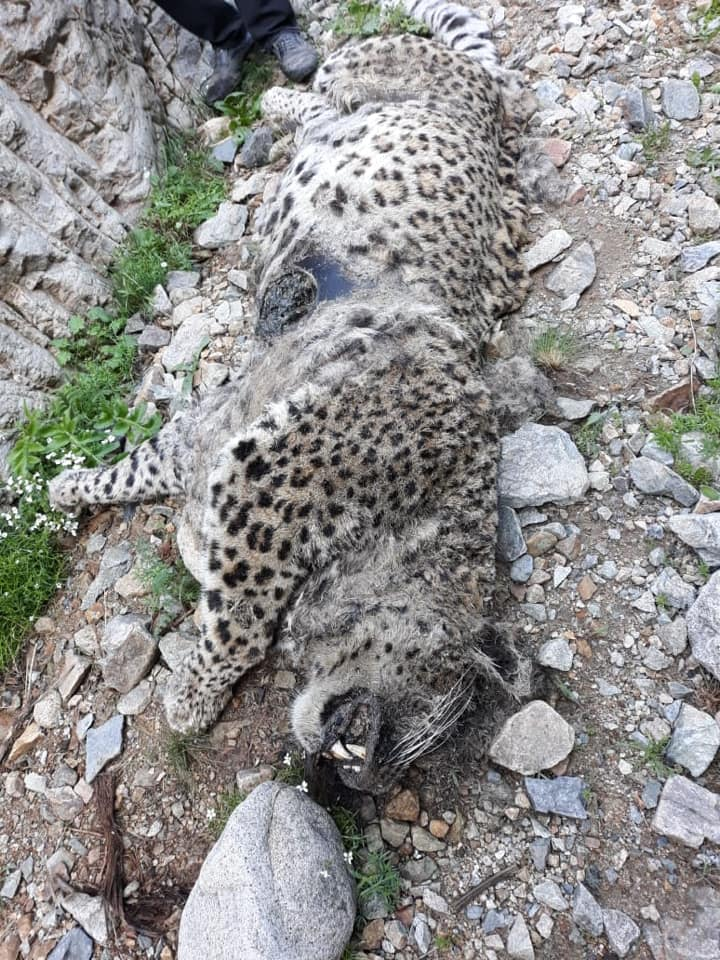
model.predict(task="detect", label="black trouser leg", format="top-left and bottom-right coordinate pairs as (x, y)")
top-left (153, 0), bottom-right (296, 47)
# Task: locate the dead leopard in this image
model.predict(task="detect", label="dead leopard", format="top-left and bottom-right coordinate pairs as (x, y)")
top-left (49, 0), bottom-right (547, 792)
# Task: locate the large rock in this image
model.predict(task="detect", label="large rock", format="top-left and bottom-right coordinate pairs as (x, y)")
top-left (193, 202), bottom-right (248, 249)
top-left (0, 0), bottom-right (204, 424)
top-left (665, 703), bottom-right (720, 777)
top-left (661, 79), bottom-right (700, 120)
top-left (489, 701), bottom-right (575, 775)
top-left (686, 571), bottom-right (720, 679)
top-left (178, 782), bottom-right (355, 960)
top-left (100, 614), bottom-right (157, 693)
top-left (544, 241), bottom-right (596, 306)
top-left (628, 457), bottom-right (699, 507)
top-left (652, 775), bottom-right (720, 848)
top-left (498, 424), bottom-right (589, 508)
top-left (668, 514), bottom-right (720, 568)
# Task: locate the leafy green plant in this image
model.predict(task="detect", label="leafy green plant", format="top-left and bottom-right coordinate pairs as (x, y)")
top-left (52, 307), bottom-right (135, 373)
top-left (210, 788), bottom-right (247, 838)
top-left (531, 325), bottom-right (577, 371)
top-left (634, 736), bottom-right (672, 779)
top-left (10, 393), bottom-right (161, 481)
top-left (330, 0), bottom-right (429, 37)
top-left (331, 806), bottom-right (365, 856)
top-left (574, 411), bottom-right (606, 460)
top-left (136, 541), bottom-right (199, 632)
top-left (639, 120), bottom-right (671, 162)
top-left (687, 144), bottom-right (720, 174)
top-left (215, 58), bottom-right (275, 143)
top-left (695, 0), bottom-right (720, 40)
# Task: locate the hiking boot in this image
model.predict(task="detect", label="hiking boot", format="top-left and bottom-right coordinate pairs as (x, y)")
top-left (267, 29), bottom-right (318, 82)
top-left (200, 36), bottom-right (254, 105)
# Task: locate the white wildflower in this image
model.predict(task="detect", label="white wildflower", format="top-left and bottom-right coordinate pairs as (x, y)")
top-left (296, 780), bottom-right (309, 794)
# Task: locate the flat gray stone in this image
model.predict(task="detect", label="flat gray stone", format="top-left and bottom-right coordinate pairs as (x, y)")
top-left (651, 567), bottom-right (696, 610)
top-left (645, 886), bottom-right (720, 960)
top-left (60, 892), bottom-right (108, 945)
top-left (681, 241), bottom-right (720, 273)
top-left (657, 617), bottom-right (688, 656)
top-left (510, 554), bottom-right (534, 583)
top-left (524, 229), bottom-right (572, 271)
top-left (641, 437), bottom-right (674, 466)
top-left (117, 681), bottom-right (153, 716)
top-left (555, 397), bottom-right (594, 421)
top-left (668, 513), bottom-right (720, 568)
top-left (161, 313), bottom-right (213, 372)
top-left (178, 782), bottom-right (355, 960)
top-left (532, 879), bottom-right (568, 911)
top-left (661, 79), bottom-right (700, 120)
top-left (1, 868), bottom-right (21, 899)
top-left (652, 775), bottom-right (720, 847)
top-left (499, 424), bottom-right (589, 508)
top-left (137, 324), bottom-right (171, 351)
top-left (687, 571), bottom-right (720, 679)
top-left (48, 927), bottom-right (94, 960)
top-left (100, 614), bottom-right (157, 694)
top-left (239, 127), bottom-right (274, 168)
top-left (524, 776), bottom-right (587, 819)
top-left (602, 909), bottom-right (639, 957)
top-left (628, 457), bottom-right (699, 507)
top-left (490, 701), bottom-right (574, 775)
top-left (497, 505), bottom-right (527, 562)
top-left (193, 201), bottom-right (248, 249)
top-left (537, 637), bottom-right (573, 671)
top-left (211, 137), bottom-right (238, 164)
top-left (85, 715), bottom-right (124, 784)
top-left (506, 914), bottom-right (534, 960)
top-left (666, 703), bottom-right (720, 777)
top-left (573, 883), bottom-right (603, 937)
top-left (544, 241), bottom-right (596, 306)
top-left (81, 543), bottom-right (132, 610)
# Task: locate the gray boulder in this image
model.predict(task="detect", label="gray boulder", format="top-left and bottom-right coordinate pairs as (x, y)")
top-left (628, 457), bottom-right (699, 507)
top-left (661, 79), bottom-right (700, 121)
top-left (498, 424), bottom-right (589, 508)
top-left (489, 701), bottom-right (575, 775)
top-left (668, 513), bottom-right (720, 568)
top-left (687, 571), bottom-right (720, 680)
top-left (666, 703), bottom-right (720, 777)
top-left (178, 782), bottom-right (355, 960)
top-left (100, 614), bottom-right (157, 693)
top-left (193, 201), bottom-right (248, 249)
top-left (573, 883), bottom-right (603, 937)
top-left (652, 775), bottom-right (720, 848)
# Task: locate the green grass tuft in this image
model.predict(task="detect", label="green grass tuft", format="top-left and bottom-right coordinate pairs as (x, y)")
top-left (355, 849), bottom-right (402, 916)
top-left (574, 411), bottom-right (606, 460)
top-left (111, 227), bottom-right (193, 318)
top-left (531, 325), bottom-right (577, 372)
top-left (165, 730), bottom-right (211, 777)
top-left (651, 378), bottom-right (720, 497)
top-left (274, 750), bottom-right (306, 786)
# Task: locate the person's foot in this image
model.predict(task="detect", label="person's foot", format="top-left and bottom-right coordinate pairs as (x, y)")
top-left (266, 29), bottom-right (318, 83)
top-left (200, 36), bottom-right (254, 105)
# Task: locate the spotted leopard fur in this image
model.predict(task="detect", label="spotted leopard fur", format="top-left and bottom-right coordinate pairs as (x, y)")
top-left (49, 1), bottom-right (545, 790)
